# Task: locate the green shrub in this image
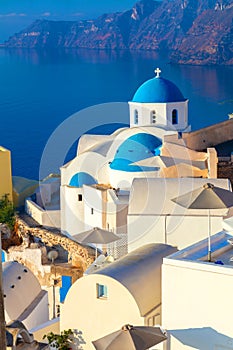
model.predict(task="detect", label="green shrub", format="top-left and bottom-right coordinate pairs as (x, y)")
top-left (43, 329), bottom-right (74, 350)
top-left (0, 194), bottom-right (15, 231)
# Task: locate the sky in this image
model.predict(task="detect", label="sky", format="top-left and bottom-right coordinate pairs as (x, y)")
top-left (0, 0), bottom-right (138, 42)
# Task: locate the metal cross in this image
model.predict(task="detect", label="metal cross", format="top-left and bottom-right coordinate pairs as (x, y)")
top-left (154, 67), bottom-right (161, 78)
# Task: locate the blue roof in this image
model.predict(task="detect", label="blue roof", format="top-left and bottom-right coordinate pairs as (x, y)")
top-left (132, 77), bottom-right (186, 103)
top-left (69, 172), bottom-right (97, 187)
top-left (110, 133), bottom-right (162, 172)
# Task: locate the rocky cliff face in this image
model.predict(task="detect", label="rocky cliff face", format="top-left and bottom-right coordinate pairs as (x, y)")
top-left (4, 0), bottom-right (233, 65)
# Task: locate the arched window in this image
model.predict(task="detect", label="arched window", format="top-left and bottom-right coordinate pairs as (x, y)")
top-left (172, 109), bottom-right (178, 125)
top-left (151, 110), bottom-right (156, 124)
top-left (134, 110), bottom-right (138, 124)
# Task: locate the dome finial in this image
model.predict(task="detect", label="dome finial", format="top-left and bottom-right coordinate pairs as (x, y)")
top-left (154, 67), bottom-right (161, 78)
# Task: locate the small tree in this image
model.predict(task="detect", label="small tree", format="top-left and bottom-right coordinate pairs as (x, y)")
top-left (43, 329), bottom-right (74, 350)
top-left (0, 194), bottom-right (15, 231)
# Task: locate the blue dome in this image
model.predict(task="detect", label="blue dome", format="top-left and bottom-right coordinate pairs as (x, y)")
top-left (132, 77), bottom-right (186, 103)
top-left (69, 172), bottom-right (97, 187)
top-left (110, 133), bottom-right (162, 172)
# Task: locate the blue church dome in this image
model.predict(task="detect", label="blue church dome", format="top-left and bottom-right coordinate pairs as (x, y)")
top-left (69, 172), bottom-right (97, 187)
top-left (110, 133), bottom-right (162, 172)
top-left (132, 75), bottom-right (186, 103)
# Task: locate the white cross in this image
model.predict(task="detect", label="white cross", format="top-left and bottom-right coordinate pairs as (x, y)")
top-left (154, 67), bottom-right (161, 78)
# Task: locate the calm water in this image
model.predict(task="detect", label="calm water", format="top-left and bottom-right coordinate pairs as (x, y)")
top-left (0, 48), bottom-right (232, 179)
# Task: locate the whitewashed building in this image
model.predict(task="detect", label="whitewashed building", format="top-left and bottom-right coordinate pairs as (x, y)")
top-left (61, 243), bottom-right (177, 350)
top-left (60, 70), bottom-right (217, 255)
top-left (162, 231), bottom-right (233, 350)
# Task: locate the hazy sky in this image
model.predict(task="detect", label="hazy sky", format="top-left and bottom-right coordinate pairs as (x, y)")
top-left (0, 0), bottom-right (137, 42)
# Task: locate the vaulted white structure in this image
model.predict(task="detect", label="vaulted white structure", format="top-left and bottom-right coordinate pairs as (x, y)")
top-left (2, 261), bottom-right (49, 330)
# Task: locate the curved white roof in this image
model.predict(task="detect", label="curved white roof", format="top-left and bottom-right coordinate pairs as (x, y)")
top-left (94, 243), bottom-right (177, 316)
top-left (2, 261), bottom-right (41, 321)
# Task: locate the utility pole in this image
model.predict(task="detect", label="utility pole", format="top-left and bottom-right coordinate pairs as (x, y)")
top-left (0, 226), bottom-right (6, 350)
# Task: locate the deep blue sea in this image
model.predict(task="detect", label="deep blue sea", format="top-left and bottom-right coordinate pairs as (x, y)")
top-left (0, 48), bottom-right (232, 180)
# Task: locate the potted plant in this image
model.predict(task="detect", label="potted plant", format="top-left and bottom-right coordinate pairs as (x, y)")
top-left (43, 329), bottom-right (74, 350)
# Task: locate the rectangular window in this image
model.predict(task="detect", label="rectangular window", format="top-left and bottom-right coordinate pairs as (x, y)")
top-left (78, 194), bottom-right (82, 201)
top-left (91, 208), bottom-right (94, 215)
top-left (97, 283), bottom-right (108, 299)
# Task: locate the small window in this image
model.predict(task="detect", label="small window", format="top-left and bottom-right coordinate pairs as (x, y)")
top-left (91, 208), bottom-right (94, 215)
top-left (151, 110), bottom-right (156, 124)
top-left (172, 109), bottom-right (178, 125)
top-left (134, 110), bottom-right (138, 124)
top-left (78, 194), bottom-right (82, 201)
top-left (97, 283), bottom-right (108, 299)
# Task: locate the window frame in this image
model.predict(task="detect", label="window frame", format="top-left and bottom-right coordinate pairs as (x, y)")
top-left (96, 283), bottom-right (108, 299)
top-left (134, 110), bottom-right (139, 124)
top-left (172, 109), bottom-right (178, 125)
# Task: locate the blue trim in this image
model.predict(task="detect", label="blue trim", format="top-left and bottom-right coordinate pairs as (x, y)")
top-left (60, 275), bottom-right (72, 303)
top-left (69, 172), bottom-right (97, 187)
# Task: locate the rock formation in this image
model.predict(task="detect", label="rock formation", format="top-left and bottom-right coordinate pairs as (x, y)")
top-left (3, 0), bottom-right (233, 64)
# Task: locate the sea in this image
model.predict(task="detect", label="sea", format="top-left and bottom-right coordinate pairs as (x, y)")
top-left (0, 48), bottom-right (232, 180)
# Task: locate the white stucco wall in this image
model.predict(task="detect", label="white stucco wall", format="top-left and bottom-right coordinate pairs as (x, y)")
top-left (129, 102), bottom-right (167, 127)
top-left (83, 185), bottom-right (104, 229)
top-left (61, 186), bottom-right (85, 235)
top-left (25, 199), bottom-right (60, 228)
top-left (61, 274), bottom-right (144, 350)
top-left (162, 259), bottom-right (233, 350)
top-left (129, 101), bottom-right (189, 131)
top-left (128, 178), bottom-right (231, 253)
top-left (166, 101), bottom-right (189, 131)
top-left (109, 168), bottom-right (159, 189)
top-left (128, 215), bottom-right (225, 252)
top-left (61, 152), bottom-right (106, 185)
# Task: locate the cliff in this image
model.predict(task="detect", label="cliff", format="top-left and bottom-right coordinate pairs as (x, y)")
top-left (4, 0), bottom-right (233, 65)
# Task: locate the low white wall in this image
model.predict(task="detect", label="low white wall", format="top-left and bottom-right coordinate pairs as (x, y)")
top-left (25, 199), bottom-right (60, 228)
top-left (30, 318), bottom-right (60, 342)
top-left (128, 214), bottom-right (226, 252)
top-left (162, 259), bottom-right (233, 350)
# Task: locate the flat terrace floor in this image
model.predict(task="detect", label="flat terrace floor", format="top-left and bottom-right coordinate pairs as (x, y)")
top-left (215, 139), bottom-right (233, 157)
top-left (218, 162), bottom-right (233, 186)
top-left (215, 140), bottom-right (233, 186)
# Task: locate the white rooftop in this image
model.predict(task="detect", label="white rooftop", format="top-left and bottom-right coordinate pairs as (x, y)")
top-left (165, 231), bottom-right (233, 267)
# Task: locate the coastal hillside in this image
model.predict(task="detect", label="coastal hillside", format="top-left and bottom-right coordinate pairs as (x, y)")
top-left (4, 0), bottom-right (233, 65)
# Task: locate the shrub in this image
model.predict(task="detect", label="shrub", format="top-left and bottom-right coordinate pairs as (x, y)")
top-left (0, 194), bottom-right (15, 231)
top-left (43, 329), bottom-right (74, 350)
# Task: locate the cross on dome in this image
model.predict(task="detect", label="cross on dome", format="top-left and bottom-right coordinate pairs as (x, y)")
top-left (154, 67), bottom-right (161, 78)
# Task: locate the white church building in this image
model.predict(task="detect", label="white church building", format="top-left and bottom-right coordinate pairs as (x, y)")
top-left (58, 68), bottom-right (226, 257)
